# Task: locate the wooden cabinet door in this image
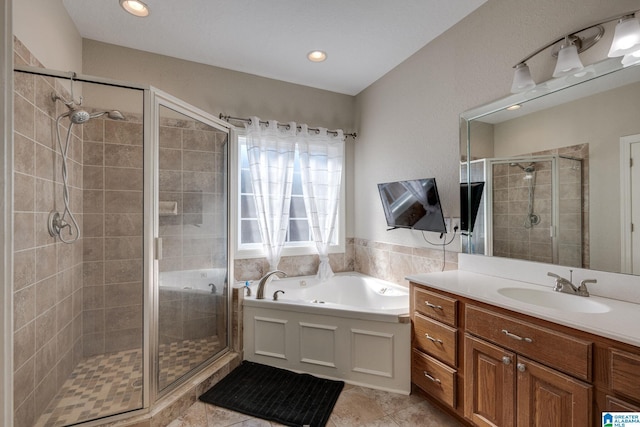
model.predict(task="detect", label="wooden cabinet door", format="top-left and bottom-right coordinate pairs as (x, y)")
top-left (516, 356), bottom-right (592, 427)
top-left (464, 334), bottom-right (516, 427)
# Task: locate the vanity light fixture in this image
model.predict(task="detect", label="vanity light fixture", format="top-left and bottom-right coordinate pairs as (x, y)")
top-left (307, 50), bottom-right (327, 62)
top-left (552, 37), bottom-right (584, 77)
top-left (120, 0), bottom-right (150, 17)
top-left (510, 9), bottom-right (640, 93)
top-left (608, 15), bottom-right (640, 57)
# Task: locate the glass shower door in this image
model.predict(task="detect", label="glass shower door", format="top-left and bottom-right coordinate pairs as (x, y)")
top-left (154, 95), bottom-right (230, 394)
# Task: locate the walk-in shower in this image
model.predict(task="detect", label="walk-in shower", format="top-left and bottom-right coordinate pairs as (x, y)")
top-left (12, 66), bottom-right (231, 427)
top-left (462, 153), bottom-right (584, 267)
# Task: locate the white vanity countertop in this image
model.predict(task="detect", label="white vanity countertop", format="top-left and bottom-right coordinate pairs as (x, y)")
top-left (406, 270), bottom-right (640, 347)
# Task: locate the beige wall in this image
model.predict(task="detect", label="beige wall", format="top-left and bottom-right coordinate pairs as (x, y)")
top-left (13, 0), bottom-right (82, 74)
top-left (351, 0), bottom-right (640, 261)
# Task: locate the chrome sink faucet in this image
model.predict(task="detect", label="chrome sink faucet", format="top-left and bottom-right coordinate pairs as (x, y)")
top-left (256, 270), bottom-right (287, 299)
top-left (547, 271), bottom-right (596, 297)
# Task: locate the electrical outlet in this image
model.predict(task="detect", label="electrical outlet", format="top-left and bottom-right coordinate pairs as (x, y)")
top-left (445, 217), bottom-right (461, 233)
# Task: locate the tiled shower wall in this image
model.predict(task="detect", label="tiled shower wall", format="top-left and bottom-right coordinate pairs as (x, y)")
top-left (80, 112), bottom-right (144, 357)
top-left (158, 116), bottom-right (227, 273)
top-left (13, 38), bottom-right (85, 427)
top-left (157, 116), bottom-right (228, 346)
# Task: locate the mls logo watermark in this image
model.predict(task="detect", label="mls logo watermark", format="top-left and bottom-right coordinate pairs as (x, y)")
top-left (603, 412), bottom-right (640, 427)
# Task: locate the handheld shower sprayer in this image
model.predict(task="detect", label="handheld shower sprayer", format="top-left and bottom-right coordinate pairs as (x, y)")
top-left (48, 77), bottom-right (126, 244)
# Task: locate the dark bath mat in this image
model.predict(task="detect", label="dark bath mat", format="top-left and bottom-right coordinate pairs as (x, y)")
top-left (199, 361), bottom-right (344, 427)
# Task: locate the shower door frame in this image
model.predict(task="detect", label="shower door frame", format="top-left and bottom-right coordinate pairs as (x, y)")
top-left (148, 88), bottom-right (234, 402)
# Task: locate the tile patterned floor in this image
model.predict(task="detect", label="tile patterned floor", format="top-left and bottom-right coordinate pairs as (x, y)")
top-left (168, 384), bottom-right (466, 427)
top-left (35, 336), bottom-right (221, 427)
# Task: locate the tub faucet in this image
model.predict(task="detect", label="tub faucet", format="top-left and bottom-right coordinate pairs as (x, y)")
top-left (256, 270), bottom-right (287, 299)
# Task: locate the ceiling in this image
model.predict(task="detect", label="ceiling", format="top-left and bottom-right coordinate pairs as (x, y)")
top-left (62, 0), bottom-right (486, 96)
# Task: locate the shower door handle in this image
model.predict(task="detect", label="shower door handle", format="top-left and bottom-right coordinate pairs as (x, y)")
top-left (155, 237), bottom-right (163, 260)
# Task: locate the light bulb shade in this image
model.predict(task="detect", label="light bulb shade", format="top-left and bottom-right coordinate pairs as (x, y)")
top-left (622, 49), bottom-right (640, 67)
top-left (608, 16), bottom-right (640, 57)
top-left (511, 63), bottom-right (536, 93)
top-left (553, 44), bottom-right (584, 77)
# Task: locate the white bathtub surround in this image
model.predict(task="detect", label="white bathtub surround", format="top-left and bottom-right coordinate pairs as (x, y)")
top-left (242, 273), bottom-right (411, 394)
top-left (159, 268), bottom-right (228, 293)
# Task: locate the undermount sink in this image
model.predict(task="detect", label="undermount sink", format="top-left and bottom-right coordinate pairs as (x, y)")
top-left (497, 287), bottom-right (610, 314)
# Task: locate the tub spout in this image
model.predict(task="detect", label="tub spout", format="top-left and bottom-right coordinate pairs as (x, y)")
top-left (256, 270), bottom-right (287, 299)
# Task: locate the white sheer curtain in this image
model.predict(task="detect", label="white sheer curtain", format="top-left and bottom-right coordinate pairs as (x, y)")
top-left (298, 125), bottom-right (345, 281)
top-left (245, 117), bottom-right (297, 271)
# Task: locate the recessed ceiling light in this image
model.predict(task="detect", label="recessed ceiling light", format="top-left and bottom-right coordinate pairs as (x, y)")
top-left (307, 50), bottom-right (327, 62)
top-left (506, 104), bottom-right (521, 111)
top-left (120, 0), bottom-right (150, 17)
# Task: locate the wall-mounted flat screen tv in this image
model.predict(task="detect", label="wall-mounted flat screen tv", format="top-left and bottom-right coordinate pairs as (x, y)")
top-left (377, 178), bottom-right (447, 233)
top-left (460, 182), bottom-right (484, 233)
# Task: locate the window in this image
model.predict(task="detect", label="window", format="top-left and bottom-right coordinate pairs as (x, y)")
top-left (235, 134), bottom-right (344, 258)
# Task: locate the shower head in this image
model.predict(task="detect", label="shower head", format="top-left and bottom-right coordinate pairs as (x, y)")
top-left (510, 162), bottom-right (535, 173)
top-left (69, 109), bottom-right (91, 124)
top-left (90, 110), bottom-right (126, 120)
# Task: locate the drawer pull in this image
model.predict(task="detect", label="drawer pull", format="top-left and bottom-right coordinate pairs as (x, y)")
top-left (425, 301), bottom-right (443, 310)
top-left (423, 371), bottom-right (441, 384)
top-left (501, 329), bottom-right (533, 343)
top-left (517, 363), bottom-right (526, 373)
top-left (425, 334), bottom-right (443, 344)
top-left (502, 356), bottom-right (512, 365)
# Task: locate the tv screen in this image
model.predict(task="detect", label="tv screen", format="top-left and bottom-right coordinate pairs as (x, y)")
top-left (377, 178), bottom-right (447, 233)
top-left (460, 182), bottom-right (484, 233)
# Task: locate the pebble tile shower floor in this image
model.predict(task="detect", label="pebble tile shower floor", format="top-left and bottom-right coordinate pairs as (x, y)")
top-left (35, 337), bottom-right (220, 427)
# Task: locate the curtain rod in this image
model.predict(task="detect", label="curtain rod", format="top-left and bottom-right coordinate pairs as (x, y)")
top-left (219, 114), bottom-right (357, 139)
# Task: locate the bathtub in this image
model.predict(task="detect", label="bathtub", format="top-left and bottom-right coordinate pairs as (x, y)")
top-left (158, 268), bottom-right (228, 344)
top-left (242, 273), bottom-right (411, 394)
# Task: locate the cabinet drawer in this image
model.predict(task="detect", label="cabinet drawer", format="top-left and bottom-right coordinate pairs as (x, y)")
top-left (466, 305), bottom-right (592, 381)
top-left (611, 349), bottom-right (640, 402)
top-left (412, 349), bottom-right (456, 407)
top-left (413, 286), bottom-right (457, 327)
top-left (606, 395), bottom-right (640, 411)
top-left (413, 313), bottom-right (457, 367)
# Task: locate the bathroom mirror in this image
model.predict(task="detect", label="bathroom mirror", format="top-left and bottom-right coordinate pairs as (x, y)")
top-left (461, 57), bottom-right (640, 275)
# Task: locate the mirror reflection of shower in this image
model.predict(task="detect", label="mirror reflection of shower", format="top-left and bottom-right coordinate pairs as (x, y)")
top-left (48, 75), bottom-right (125, 243)
top-left (510, 162), bottom-right (540, 228)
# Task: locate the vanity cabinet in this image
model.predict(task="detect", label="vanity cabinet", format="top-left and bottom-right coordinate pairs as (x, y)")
top-left (606, 348), bottom-right (640, 412)
top-left (464, 332), bottom-right (592, 426)
top-left (410, 286), bottom-right (459, 407)
top-left (410, 281), bottom-right (640, 427)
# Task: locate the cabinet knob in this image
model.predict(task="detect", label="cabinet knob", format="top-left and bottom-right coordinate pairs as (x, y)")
top-left (517, 363), bottom-right (526, 372)
top-left (502, 356), bottom-right (512, 365)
